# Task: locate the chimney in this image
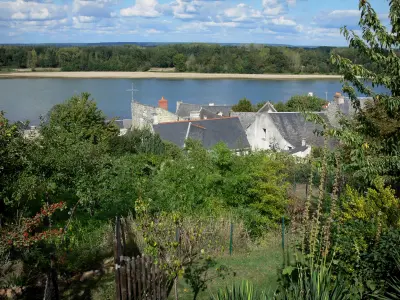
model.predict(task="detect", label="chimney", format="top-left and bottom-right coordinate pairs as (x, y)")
top-left (302, 138), bottom-right (306, 147)
top-left (334, 92), bottom-right (344, 105)
top-left (159, 96), bottom-right (168, 110)
top-left (176, 101), bottom-right (182, 114)
top-left (153, 113), bottom-right (159, 125)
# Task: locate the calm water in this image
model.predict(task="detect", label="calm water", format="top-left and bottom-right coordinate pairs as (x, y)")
top-left (0, 78), bottom-right (384, 123)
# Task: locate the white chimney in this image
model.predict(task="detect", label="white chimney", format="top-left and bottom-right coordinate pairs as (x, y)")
top-left (308, 92), bottom-right (314, 97)
top-left (302, 138), bottom-right (306, 147)
top-left (153, 114), bottom-right (159, 125)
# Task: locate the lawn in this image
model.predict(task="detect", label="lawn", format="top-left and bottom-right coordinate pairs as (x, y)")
top-left (173, 236), bottom-right (286, 300)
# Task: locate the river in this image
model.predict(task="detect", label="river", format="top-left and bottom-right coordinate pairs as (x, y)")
top-left (0, 78), bottom-right (383, 123)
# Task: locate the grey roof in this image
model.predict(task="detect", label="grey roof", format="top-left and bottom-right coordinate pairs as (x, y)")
top-left (203, 105), bottom-right (232, 117)
top-left (268, 112), bottom-right (329, 149)
top-left (288, 145), bottom-right (308, 154)
top-left (339, 97), bottom-right (372, 115)
top-left (176, 102), bottom-right (232, 118)
top-left (114, 120), bottom-right (124, 129)
top-left (231, 112), bottom-right (257, 129)
top-left (153, 117), bottom-right (250, 150)
top-left (113, 119), bottom-right (132, 129)
top-left (199, 108), bottom-right (220, 119)
top-left (176, 103), bottom-right (202, 118)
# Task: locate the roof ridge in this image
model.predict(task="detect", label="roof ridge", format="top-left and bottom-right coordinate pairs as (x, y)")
top-left (158, 116), bottom-right (239, 125)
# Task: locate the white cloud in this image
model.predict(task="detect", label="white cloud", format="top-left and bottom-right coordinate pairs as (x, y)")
top-left (203, 21), bottom-right (238, 28)
top-left (224, 3), bottom-right (262, 22)
top-left (270, 16), bottom-right (296, 26)
top-left (262, 0), bottom-right (284, 16)
top-left (287, 0), bottom-right (296, 6)
top-left (73, 0), bottom-right (115, 19)
top-left (0, 0), bottom-right (67, 21)
top-left (170, 0), bottom-right (199, 19)
top-left (146, 28), bottom-right (162, 34)
top-left (120, 0), bottom-right (162, 18)
top-left (73, 15), bottom-right (97, 23)
top-left (177, 22), bottom-right (209, 32)
top-left (314, 9), bottom-right (360, 29)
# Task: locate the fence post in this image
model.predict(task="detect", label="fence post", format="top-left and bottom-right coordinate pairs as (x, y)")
top-left (174, 226), bottom-right (180, 300)
top-left (229, 222), bottom-right (234, 256)
top-left (115, 216), bottom-right (122, 300)
top-left (281, 216), bottom-right (285, 267)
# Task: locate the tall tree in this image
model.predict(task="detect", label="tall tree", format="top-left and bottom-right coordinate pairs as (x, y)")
top-left (232, 98), bottom-right (254, 112)
top-left (331, 0), bottom-right (400, 188)
top-left (173, 53), bottom-right (187, 72)
top-left (30, 49), bottom-right (37, 71)
top-left (274, 95), bottom-right (327, 112)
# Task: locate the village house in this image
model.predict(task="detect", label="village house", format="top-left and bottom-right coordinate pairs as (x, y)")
top-left (131, 96), bottom-right (178, 129)
top-left (152, 117), bottom-right (250, 152)
top-left (233, 102), bottom-right (328, 157)
top-left (176, 102), bottom-right (232, 120)
top-left (324, 92), bottom-right (373, 127)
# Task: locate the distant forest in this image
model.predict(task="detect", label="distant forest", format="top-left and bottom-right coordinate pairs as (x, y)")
top-left (0, 44), bottom-right (377, 74)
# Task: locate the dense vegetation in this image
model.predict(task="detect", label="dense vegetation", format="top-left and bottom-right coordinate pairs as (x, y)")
top-left (231, 95), bottom-right (328, 112)
top-left (0, 43), bottom-right (377, 74)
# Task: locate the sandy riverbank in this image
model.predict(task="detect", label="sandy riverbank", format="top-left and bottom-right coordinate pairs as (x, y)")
top-left (0, 71), bottom-right (343, 80)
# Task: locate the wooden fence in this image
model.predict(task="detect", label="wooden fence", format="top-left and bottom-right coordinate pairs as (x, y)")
top-left (114, 217), bottom-right (168, 300)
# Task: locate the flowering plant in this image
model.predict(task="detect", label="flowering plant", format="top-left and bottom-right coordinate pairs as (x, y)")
top-left (1, 202), bottom-right (67, 249)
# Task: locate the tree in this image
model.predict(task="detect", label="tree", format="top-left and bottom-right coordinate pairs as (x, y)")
top-left (232, 98), bottom-right (254, 112)
top-left (29, 49), bottom-right (37, 70)
top-left (331, 0), bottom-right (400, 188)
top-left (41, 92), bottom-right (118, 146)
top-left (274, 95), bottom-right (328, 112)
top-left (173, 53), bottom-right (187, 72)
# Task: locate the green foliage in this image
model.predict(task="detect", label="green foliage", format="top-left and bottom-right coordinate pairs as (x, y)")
top-left (109, 128), bottom-right (166, 156)
top-left (330, 0), bottom-right (400, 188)
top-left (57, 220), bottom-right (113, 275)
top-left (277, 260), bottom-right (350, 300)
top-left (212, 262), bottom-right (350, 300)
top-left (231, 98), bottom-right (268, 112)
top-left (41, 92), bottom-right (118, 146)
top-left (0, 112), bottom-right (29, 222)
top-left (232, 98), bottom-right (254, 112)
top-left (333, 179), bottom-right (400, 294)
top-left (173, 53), bottom-right (187, 72)
top-left (0, 44), bottom-right (376, 73)
top-left (211, 281), bottom-right (266, 300)
top-left (274, 95), bottom-right (328, 112)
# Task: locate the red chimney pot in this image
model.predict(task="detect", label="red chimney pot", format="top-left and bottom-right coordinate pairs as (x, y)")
top-left (158, 96), bottom-right (168, 110)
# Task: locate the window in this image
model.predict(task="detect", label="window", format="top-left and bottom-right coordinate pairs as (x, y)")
top-left (288, 146), bottom-right (293, 150)
top-left (262, 128), bottom-right (267, 140)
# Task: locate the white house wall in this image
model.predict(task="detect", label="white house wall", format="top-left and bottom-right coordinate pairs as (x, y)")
top-left (246, 113), bottom-right (294, 151)
top-left (292, 146), bottom-right (312, 158)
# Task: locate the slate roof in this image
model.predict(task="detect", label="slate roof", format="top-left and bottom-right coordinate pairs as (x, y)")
top-left (153, 117), bottom-right (250, 150)
top-left (176, 102), bottom-right (232, 119)
top-left (339, 97), bottom-right (373, 115)
top-left (199, 108), bottom-right (220, 119)
top-left (113, 119), bottom-right (132, 129)
top-left (230, 112), bottom-right (257, 129)
top-left (268, 112), bottom-right (329, 149)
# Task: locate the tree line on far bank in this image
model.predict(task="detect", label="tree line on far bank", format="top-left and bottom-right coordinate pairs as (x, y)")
top-left (0, 44), bottom-right (377, 74)
top-left (232, 95), bottom-right (328, 112)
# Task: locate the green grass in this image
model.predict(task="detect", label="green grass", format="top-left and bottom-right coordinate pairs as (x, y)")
top-left (60, 230), bottom-right (288, 300)
top-left (173, 244), bottom-right (284, 300)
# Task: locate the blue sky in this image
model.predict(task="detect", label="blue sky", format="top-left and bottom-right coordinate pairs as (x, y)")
top-left (0, 0), bottom-right (390, 46)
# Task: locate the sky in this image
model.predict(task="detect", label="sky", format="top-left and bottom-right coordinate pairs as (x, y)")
top-left (0, 0), bottom-right (390, 46)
